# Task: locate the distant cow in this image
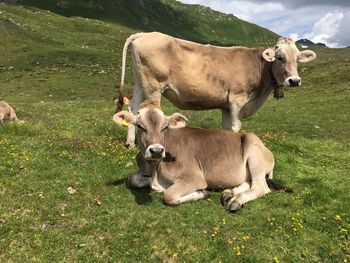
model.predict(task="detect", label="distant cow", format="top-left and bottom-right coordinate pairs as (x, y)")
top-left (113, 104), bottom-right (292, 211)
top-left (0, 101), bottom-right (17, 124)
top-left (115, 32), bottom-right (316, 146)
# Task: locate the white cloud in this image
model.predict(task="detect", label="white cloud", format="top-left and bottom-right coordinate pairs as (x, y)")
top-left (179, 0), bottom-right (283, 21)
top-left (178, 0), bottom-right (350, 47)
top-left (289, 33), bottom-right (298, 41)
top-left (247, 0), bottom-right (350, 8)
top-left (303, 11), bottom-right (350, 47)
top-left (264, 6), bottom-right (330, 36)
top-left (178, 0), bottom-right (324, 38)
top-left (334, 11), bottom-right (350, 47)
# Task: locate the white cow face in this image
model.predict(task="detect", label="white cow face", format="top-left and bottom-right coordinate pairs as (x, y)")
top-left (113, 106), bottom-right (187, 161)
top-left (262, 38), bottom-right (316, 87)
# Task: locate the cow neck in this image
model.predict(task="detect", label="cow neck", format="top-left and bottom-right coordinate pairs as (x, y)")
top-left (148, 160), bottom-right (161, 177)
top-left (269, 62), bottom-right (284, 99)
top-left (140, 147), bottom-right (161, 177)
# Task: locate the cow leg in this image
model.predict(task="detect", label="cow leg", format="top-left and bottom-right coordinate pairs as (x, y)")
top-left (222, 179), bottom-right (269, 212)
top-left (126, 125), bottom-right (136, 147)
top-left (231, 103), bottom-right (242, 132)
top-left (222, 145), bottom-right (273, 212)
top-left (170, 190), bottom-right (209, 204)
top-left (130, 78), bottom-right (144, 113)
top-left (220, 182), bottom-right (251, 205)
top-left (226, 103), bottom-right (241, 132)
top-left (126, 76), bottom-right (144, 147)
top-left (163, 174), bottom-right (208, 205)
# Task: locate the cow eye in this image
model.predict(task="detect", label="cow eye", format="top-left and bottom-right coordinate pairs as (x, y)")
top-left (161, 124), bottom-right (169, 132)
top-left (277, 57), bottom-right (283, 62)
top-left (136, 123), bottom-right (147, 132)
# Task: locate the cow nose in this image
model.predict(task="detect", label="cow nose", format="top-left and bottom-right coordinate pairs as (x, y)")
top-left (289, 78), bottom-right (301, 87)
top-left (149, 147), bottom-right (164, 154)
top-left (283, 76), bottom-right (301, 87)
top-left (145, 144), bottom-right (166, 160)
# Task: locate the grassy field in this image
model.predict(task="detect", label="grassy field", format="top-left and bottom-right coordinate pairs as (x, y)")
top-left (1, 2), bottom-right (350, 262)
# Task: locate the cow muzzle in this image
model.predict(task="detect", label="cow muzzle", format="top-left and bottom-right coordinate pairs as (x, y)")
top-left (145, 144), bottom-right (166, 160)
top-left (283, 76), bottom-right (301, 87)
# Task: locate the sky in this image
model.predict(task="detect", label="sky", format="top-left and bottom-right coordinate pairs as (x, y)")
top-left (178, 0), bottom-right (350, 48)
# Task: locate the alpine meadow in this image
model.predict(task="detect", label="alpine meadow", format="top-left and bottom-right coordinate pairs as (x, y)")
top-left (0, 1), bottom-right (349, 262)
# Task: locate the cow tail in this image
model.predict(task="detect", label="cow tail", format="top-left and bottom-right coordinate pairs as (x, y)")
top-left (115, 33), bottom-right (144, 113)
top-left (266, 178), bottom-right (294, 193)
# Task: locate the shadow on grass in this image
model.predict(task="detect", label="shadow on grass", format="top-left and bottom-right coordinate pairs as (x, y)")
top-left (106, 178), bottom-right (153, 205)
top-left (106, 178), bottom-right (126, 187)
top-left (130, 188), bottom-right (153, 206)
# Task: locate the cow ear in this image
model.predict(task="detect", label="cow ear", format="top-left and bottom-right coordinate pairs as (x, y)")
top-left (167, 113), bottom-right (188, 129)
top-left (298, 50), bottom-right (316, 62)
top-left (113, 111), bottom-right (136, 127)
top-left (262, 48), bottom-right (276, 62)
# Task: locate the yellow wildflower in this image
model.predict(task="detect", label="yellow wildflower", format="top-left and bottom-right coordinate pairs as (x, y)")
top-left (335, 215), bottom-right (342, 221)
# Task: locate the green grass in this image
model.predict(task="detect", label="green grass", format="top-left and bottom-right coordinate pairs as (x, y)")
top-left (1, 2), bottom-right (350, 262)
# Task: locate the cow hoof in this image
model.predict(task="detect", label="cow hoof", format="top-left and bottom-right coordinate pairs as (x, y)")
top-left (221, 194), bottom-right (243, 212)
top-left (220, 190), bottom-right (234, 206)
top-left (227, 200), bottom-right (243, 212)
top-left (125, 142), bottom-right (135, 148)
top-left (220, 194), bottom-right (228, 206)
top-left (202, 190), bottom-right (210, 199)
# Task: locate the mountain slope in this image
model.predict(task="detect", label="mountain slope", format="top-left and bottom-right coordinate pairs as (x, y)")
top-left (12, 0), bottom-right (279, 46)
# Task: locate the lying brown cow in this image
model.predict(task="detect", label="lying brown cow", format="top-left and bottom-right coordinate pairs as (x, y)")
top-left (115, 32), bottom-right (316, 146)
top-left (0, 101), bottom-right (17, 124)
top-left (113, 105), bottom-right (292, 211)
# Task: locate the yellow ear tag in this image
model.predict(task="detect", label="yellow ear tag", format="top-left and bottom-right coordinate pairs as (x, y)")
top-left (121, 119), bottom-right (129, 127)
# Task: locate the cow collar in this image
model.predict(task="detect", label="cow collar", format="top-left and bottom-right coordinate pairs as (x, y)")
top-left (270, 64), bottom-right (284, 99)
top-left (273, 84), bottom-right (284, 99)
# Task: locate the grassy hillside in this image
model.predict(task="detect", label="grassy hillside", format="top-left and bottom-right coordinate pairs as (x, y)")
top-left (14, 0), bottom-right (279, 46)
top-left (0, 2), bottom-right (350, 262)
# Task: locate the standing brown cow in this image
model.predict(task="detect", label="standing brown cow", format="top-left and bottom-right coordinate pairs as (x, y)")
top-left (115, 32), bottom-right (316, 146)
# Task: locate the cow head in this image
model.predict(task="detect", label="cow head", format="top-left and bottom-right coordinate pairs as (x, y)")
top-left (262, 38), bottom-right (316, 87)
top-left (113, 106), bottom-right (187, 161)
